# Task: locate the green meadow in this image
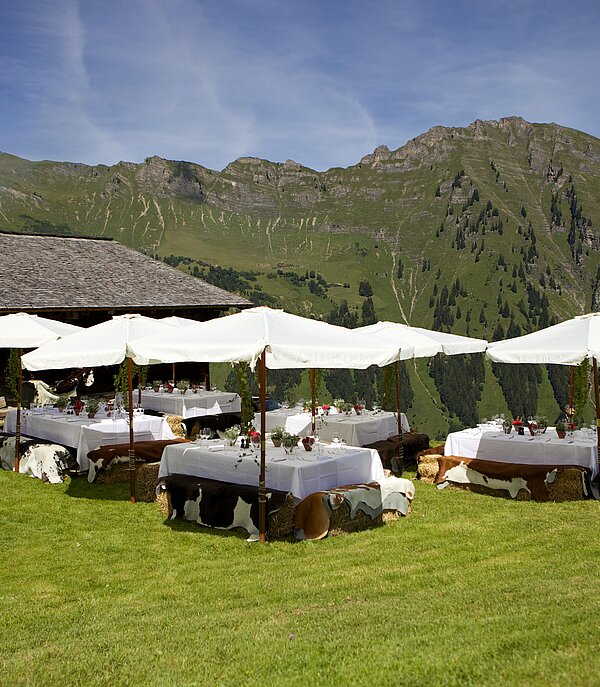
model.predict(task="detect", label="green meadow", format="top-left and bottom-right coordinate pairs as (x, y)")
top-left (1, 470), bottom-right (599, 686)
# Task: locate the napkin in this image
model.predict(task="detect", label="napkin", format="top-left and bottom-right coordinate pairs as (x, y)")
top-left (208, 444), bottom-right (225, 452)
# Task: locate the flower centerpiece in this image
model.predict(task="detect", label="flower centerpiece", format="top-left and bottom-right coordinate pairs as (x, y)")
top-left (502, 418), bottom-right (512, 434)
top-left (321, 404), bottom-right (331, 415)
top-left (223, 426), bottom-right (240, 446)
top-left (512, 418), bottom-right (525, 435)
top-left (555, 421), bottom-right (566, 439)
top-left (301, 435), bottom-right (315, 451)
top-left (334, 398), bottom-right (345, 414)
top-left (281, 432), bottom-right (300, 454)
top-left (73, 398), bottom-right (85, 416)
top-left (152, 380), bottom-right (162, 392)
top-left (270, 426), bottom-right (285, 447)
top-left (176, 379), bottom-right (190, 395)
top-left (343, 402), bottom-right (354, 416)
top-left (55, 394), bottom-right (69, 412)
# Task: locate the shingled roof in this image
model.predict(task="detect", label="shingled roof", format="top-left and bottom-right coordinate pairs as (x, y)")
top-left (0, 232), bottom-right (251, 313)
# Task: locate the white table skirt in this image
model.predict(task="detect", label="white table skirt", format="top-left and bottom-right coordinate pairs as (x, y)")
top-left (158, 441), bottom-right (385, 501)
top-left (5, 409), bottom-right (175, 471)
top-left (444, 426), bottom-right (599, 478)
top-left (281, 411), bottom-right (409, 447)
top-left (254, 408), bottom-right (308, 433)
top-left (139, 390), bottom-right (241, 419)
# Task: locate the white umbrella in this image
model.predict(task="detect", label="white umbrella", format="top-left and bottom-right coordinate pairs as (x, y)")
top-left (357, 321), bottom-right (488, 433)
top-left (0, 313), bottom-right (81, 472)
top-left (131, 307), bottom-right (401, 369)
top-left (486, 312), bottom-right (600, 364)
top-left (22, 314), bottom-right (177, 501)
top-left (159, 316), bottom-right (200, 328)
top-left (129, 306), bottom-right (403, 541)
top-left (486, 312), bottom-right (600, 462)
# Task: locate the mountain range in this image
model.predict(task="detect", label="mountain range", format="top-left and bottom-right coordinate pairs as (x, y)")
top-left (2, 115), bottom-right (599, 437)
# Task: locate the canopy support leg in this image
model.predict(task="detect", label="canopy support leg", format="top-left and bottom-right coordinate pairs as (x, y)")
top-left (14, 348), bottom-right (22, 472)
top-left (594, 358), bottom-right (600, 473)
top-left (394, 360), bottom-right (404, 473)
top-left (311, 368), bottom-right (316, 434)
top-left (258, 351), bottom-right (267, 543)
top-left (128, 357), bottom-right (136, 504)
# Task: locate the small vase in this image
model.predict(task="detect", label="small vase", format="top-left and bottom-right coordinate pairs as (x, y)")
top-left (283, 443), bottom-right (295, 455)
top-left (556, 430), bottom-right (566, 439)
top-left (272, 439), bottom-right (282, 447)
top-left (87, 412), bottom-right (96, 419)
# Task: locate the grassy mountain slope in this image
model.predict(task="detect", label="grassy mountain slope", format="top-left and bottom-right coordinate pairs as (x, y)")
top-left (2, 116), bottom-right (599, 436)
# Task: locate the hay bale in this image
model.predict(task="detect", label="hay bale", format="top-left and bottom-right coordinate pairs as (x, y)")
top-left (156, 491), bottom-right (169, 515)
top-left (328, 500), bottom-right (382, 536)
top-left (268, 493), bottom-right (296, 540)
top-left (136, 462), bottom-right (161, 502)
top-left (546, 468), bottom-right (587, 501)
top-left (165, 415), bottom-right (186, 437)
top-left (95, 459), bottom-right (132, 485)
top-left (417, 453), bottom-right (442, 483)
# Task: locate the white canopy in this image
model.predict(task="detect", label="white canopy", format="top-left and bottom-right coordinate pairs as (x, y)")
top-left (159, 316), bottom-right (200, 328)
top-left (22, 314), bottom-right (176, 371)
top-left (0, 312), bottom-right (81, 349)
top-left (357, 321), bottom-right (488, 358)
top-left (129, 306), bottom-right (402, 369)
top-left (486, 312), bottom-right (600, 365)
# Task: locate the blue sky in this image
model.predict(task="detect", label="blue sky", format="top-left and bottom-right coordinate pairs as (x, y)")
top-left (1, 0), bottom-right (599, 171)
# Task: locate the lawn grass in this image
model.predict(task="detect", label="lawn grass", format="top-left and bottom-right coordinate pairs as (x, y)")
top-left (1, 470), bottom-right (600, 686)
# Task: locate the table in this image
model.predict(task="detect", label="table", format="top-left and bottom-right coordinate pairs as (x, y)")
top-left (281, 411), bottom-right (409, 447)
top-left (254, 407), bottom-right (307, 433)
top-left (139, 389), bottom-right (241, 419)
top-left (444, 424), bottom-right (599, 478)
top-left (5, 409), bottom-right (175, 472)
top-left (158, 440), bottom-right (385, 501)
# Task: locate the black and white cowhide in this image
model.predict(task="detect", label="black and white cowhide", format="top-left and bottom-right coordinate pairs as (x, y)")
top-left (0, 434), bottom-right (72, 483)
top-left (161, 474), bottom-right (289, 540)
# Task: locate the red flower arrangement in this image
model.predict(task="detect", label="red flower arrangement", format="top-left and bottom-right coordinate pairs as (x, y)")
top-left (511, 419), bottom-right (523, 426)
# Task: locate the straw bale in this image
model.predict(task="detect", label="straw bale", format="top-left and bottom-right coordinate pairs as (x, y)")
top-left (268, 493), bottom-right (296, 540)
top-left (136, 462), bottom-right (161, 502)
top-left (417, 453), bottom-right (442, 483)
top-left (156, 491), bottom-right (169, 515)
top-left (166, 415), bottom-right (186, 437)
top-left (95, 459), bottom-right (132, 485)
top-left (328, 500), bottom-right (383, 537)
top-left (546, 468), bottom-right (587, 501)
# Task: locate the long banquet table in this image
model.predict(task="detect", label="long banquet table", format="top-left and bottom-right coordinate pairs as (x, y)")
top-left (139, 389), bottom-right (241, 419)
top-left (5, 408), bottom-right (176, 472)
top-left (158, 440), bottom-right (385, 501)
top-left (276, 411), bottom-right (409, 447)
top-left (444, 424), bottom-right (599, 478)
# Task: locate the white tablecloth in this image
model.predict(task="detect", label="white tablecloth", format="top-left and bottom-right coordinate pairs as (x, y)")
top-left (139, 390), bottom-right (241, 419)
top-left (5, 409), bottom-right (175, 471)
top-left (254, 407), bottom-right (306, 433)
top-left (158, 441), bottom-right (385, 500)
top-left (444, 425), bottom-right (599, 477)
top-left (282, 411), bottom-right (409, 447)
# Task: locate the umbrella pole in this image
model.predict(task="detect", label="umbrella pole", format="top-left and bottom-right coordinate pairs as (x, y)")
top-left (14, 349), bottom-right (22, 472)
top-left (137, 367), bottom-right (142, 406)
top-left (394, 360), bottom-right (404, 474)
top-left (127, 357), bottom-right (136, 504)
top-left (172, 362), bottom-right (176, 386)
top-left (383, 366), bottom-right (388, 410)
top-left (311, 368), bottom-right (316, 433)
top-left (593, 359), bottom-right (600, 471)
top-left (569, 365), bottom-right (574, 413)
top-left (394, 361), bottom-right (402, 435)
top-left (258, 350), bottom-right (267, 543)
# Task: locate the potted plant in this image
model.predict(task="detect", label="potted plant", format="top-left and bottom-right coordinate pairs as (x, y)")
top-left (512, 418), bottom-right (525, 435)
top-left (343, 402), bottom-right (354, 416)
top-left (73, 398), bottom-right (85, 416)
top-left (152, 380), bottom-right (162, 392)
top-left (321, 404), bottom-right (330, 416)
top-left (176, 379), bottom-right (190, 395)
top-left (55, 394), bottom-right (69, 412)
top-left (282, 432), bottom-right (299, 454)
top-left (353, 402), bottom-right (363, 415)
top-left (502, 418), bottom-right (512, 434)
top-left (555, 421), bottom-right (566, 439)
top-left (86, 397), bottom-right (100, 418)
top-left (334, 398), bottom-right (345, 414)
top-left (270, 426), bottom-right (285, 447)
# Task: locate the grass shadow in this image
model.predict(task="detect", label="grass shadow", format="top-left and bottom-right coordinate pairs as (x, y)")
top-left (64, 474), bottom-right (130, 502)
